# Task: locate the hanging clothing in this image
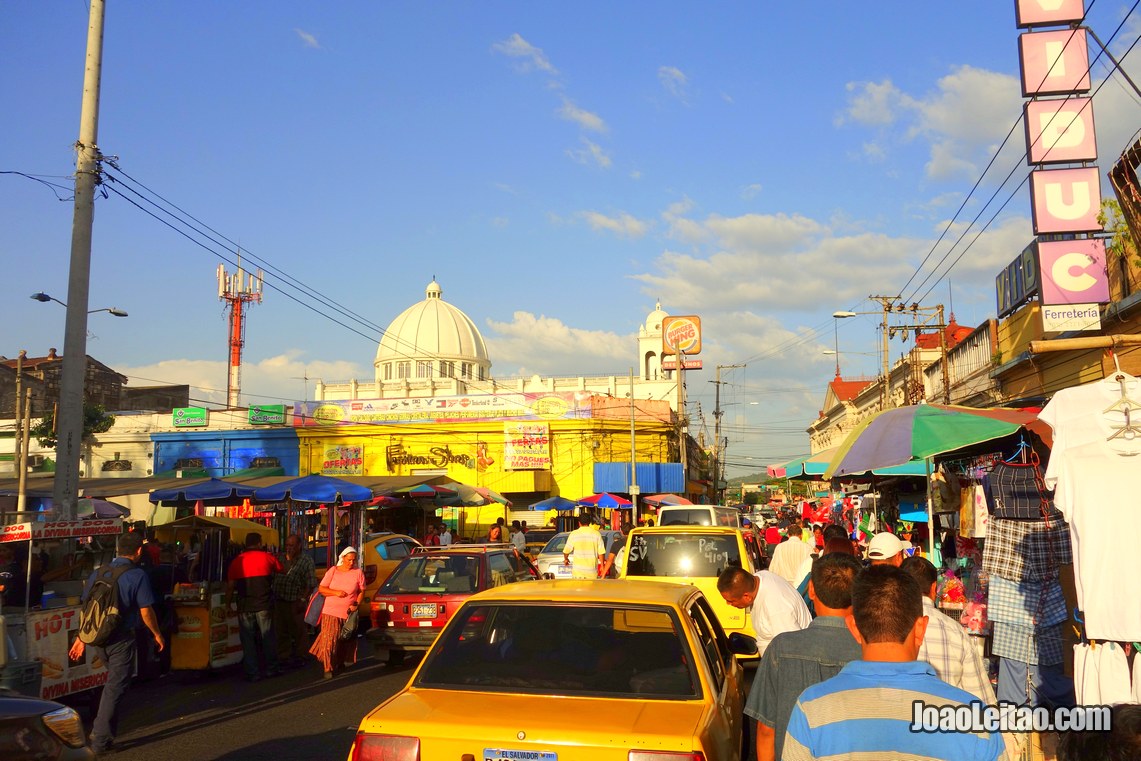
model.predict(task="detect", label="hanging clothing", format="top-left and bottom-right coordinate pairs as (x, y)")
top-left (981, 517), bottom-right (1071, 582)
top-left (1073, 642), bottom-right (1133, 705)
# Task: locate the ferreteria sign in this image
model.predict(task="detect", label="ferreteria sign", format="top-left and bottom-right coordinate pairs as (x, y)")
top-left (248, 404), bottom-right (286, 425)
top-left (172, 407), bottom-right (208, 428)
top-left (661, 315), bottom-right (702, 356)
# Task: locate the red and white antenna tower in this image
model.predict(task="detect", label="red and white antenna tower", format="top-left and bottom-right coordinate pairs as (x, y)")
top-left (217, 259), bottom-right (264, 409)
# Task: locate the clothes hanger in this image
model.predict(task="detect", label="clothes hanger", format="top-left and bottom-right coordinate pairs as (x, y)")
top-left (1102, 350), bottom-right (1141, 442)
top-left (1003, 437), bottom-right (1029, 464)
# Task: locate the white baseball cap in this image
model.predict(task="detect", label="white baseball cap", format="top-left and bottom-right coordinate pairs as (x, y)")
top-left (867, 532), bottom-right (906, 560)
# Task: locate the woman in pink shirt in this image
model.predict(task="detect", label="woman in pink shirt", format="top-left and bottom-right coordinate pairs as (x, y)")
top-left (310, 546), bottom-right (365, 679)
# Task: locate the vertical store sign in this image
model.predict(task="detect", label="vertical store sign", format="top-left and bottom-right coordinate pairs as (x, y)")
top-left (1015, 0), bottom-right (1107, 333)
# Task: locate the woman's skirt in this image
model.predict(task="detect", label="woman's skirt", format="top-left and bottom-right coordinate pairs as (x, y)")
top-left (309, 613), bottom-right (357, 673)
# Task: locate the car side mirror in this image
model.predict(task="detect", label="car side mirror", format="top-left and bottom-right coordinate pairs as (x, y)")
top-left (727, 632), bottom-right (758, 657)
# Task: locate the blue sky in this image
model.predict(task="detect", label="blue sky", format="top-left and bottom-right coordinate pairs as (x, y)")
top-left (4, 2), bottom-right (1139, 475)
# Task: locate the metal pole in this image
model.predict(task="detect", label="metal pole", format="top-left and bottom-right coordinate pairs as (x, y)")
top-left (938, 305), bottom-right (951, 405)
top-left (53, 0), bottom-right (106, 522)
top-left (925, 457), bottom-right (935, 558)
top-left (16, 389), bottom-right (32, 517)
top-left (881, 302), bottom-right (892, 411)
top-left (713, 365), bottom-right (721, 505)
top-left (13, 352), bottom-right (24, 487)
top-left (628, 368), bottom-right (638, 526)
top-left (677, 351), bottom-right (688, 500)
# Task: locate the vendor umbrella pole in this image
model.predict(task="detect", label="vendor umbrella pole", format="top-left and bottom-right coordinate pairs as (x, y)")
top-left (925, 456), bottom-right (935, 558)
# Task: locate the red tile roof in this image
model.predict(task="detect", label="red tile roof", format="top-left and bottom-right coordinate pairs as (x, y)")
top-left (914, 318), bottom-right (973, 350)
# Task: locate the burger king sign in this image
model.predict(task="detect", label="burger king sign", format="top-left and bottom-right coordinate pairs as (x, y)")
top-left (661, 315), bottom-right (702, 356)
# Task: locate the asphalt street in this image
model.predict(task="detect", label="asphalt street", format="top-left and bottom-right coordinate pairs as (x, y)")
top-left (66, 641), bottom-right (414, 760)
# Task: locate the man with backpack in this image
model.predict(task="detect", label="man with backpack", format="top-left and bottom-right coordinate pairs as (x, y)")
top-left (69, 531), bottom-right (164, 755)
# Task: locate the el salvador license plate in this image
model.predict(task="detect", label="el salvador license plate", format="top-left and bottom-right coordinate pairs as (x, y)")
top-left (411, 603), bottom-right (437, 619)
top-left (553, 564), bottom-right (572, 578)
top-left (484, 751), bottom-right (557, 761)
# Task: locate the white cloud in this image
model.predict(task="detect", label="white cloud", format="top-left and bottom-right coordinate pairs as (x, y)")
top-left (294, 28), bottom-right (320, 49)
top-left (579, 210), bottom-right (649, 238)
top-left (741, 183), bottom-right (763, 200)
top-left (566, 137), bottom-right (612, 168)
top-left (658, 66), bottom-right (689, 100)
top-left (558, 97), bottom-right (607, 132)
top-left (629, 169), bottom-right (642, 180)
top-left (485, 313), bottom-right (631, 375)
top-left (118, 353), bottom-right (366, 406)
top-left (840, 79), bottom-right (909, 126)
top-left (720, 91), bottom-right (734, 104)
top-left (492, 33), bottom-right (557, 74)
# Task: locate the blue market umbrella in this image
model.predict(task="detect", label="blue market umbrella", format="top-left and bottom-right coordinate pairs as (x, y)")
top-left (149, 478), bottom-right (258, 506)
top-left (530, 496), bottom-right (577, 511)
top-left (577, 492), bottom-right (633, 509)
top-left (252, 474), bottom-right (373, 504)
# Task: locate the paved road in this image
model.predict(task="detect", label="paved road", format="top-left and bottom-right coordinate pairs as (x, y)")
top-left (68, 642), bottom-right (414, 760)
top-left (65, 643), bottom-right (758, 760)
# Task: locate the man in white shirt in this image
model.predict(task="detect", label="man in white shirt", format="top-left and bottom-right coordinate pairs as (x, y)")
top-left (718, 566), bottom-right (811, 656)
top-left (438, 523), bottom-right (452, 547)
top-left (510, 520), bottom-right (526, 552)
top-left (867, 531), bottom-right (907, 567)
top-left (768, 525), bottom-right (813, 587)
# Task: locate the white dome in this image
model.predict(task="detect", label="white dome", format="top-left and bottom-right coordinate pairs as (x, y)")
top-left (375, 280), bottom-right (491, 373)
top-left (643, 300), bottom-right (669, 335)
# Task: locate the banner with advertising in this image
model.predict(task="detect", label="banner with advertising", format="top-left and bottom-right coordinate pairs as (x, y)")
top-left (26, 607), bottom-right (109, 700)
top-left (661, 315), bottom-right (702, 356)
top-left (503, 423), bottom-right (551, 471)
top-left (0, 519), bottom-right (122, 544)
top-left (321, 445), bottom-right (363, 475)
top-left (293, 391), bottom-right (592, 427)
top-left (1037, 239), bottom-right (1110, 305)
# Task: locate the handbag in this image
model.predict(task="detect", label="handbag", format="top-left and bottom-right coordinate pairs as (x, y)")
top-left (339, 608), bottom-right (359, 640)
top-left (983, 459), bottom-right (1060, 521)
top-left (303, 589), bottom-right (324, 627)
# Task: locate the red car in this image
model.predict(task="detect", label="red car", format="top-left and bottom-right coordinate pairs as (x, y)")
top-left (366, 544), bottom-right (538, 665)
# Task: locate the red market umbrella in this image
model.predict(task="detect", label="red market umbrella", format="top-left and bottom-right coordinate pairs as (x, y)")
top-left (642, 494), bottom-right (693, 507)
top-left (577, 492), bottom-right (633, 509)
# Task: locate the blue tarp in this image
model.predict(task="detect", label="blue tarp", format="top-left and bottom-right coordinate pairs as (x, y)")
top-left (529, 496), bottom-right (577, 511)
top-left (252, 474), bottom-right (373, 504)
top-left (149, 477), bottom-right (258, 505)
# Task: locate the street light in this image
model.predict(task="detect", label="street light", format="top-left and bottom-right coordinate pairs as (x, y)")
top-left (830, 311), bottom-right (856, 377)
top-left (31, 292), bottom-right (127, 317)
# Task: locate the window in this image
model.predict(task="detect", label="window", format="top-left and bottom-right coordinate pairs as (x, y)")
top-left (488, 552), bottom-right (514, 586)
top-left (461, 363), bottom-right (472, 379)
top-left (249, 456), bottom-right (280, 468)
top-left (175, 458), bottom-right (204, 469)
top-left (385, 539), bottom-right (414, 560)
top-left (625, 533), bottom-right (741, 578)
top-left (417, 360), bottom-right (432, 378)
top-left (478, 367), bottom-right (486, 381)
top-left (383, 363), bottom-right (392, 380)
top-left (441, 361), bottom-right (454, 378)
top-left (688, 599), bottom-right (726, 692)
top-left (102, 460), bottom-right (133, 472)
top-left (397, 361), bottom-right (411, 379)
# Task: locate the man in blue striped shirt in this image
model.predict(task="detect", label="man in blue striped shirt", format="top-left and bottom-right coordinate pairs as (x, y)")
top-left (783, 565), bottom-right (1007, 761)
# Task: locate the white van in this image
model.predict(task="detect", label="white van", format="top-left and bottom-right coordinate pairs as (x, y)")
top-left (655, 505), bottom-right (742, 529)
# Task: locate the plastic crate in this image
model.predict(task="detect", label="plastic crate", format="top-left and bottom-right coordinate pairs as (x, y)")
top-left (0, 660), bottom-right (44, 698)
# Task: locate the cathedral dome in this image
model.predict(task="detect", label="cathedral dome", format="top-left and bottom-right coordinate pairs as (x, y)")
top-left (375, 279), bottom-right (491, 378)
top-left (643, 300), bottom-right (669, 335)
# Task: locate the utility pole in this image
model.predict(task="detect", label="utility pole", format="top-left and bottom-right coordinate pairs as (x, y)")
top-left (869, 295), bottom-right (900, 411)
top-left (677, 350), bottom-right (688, 497)
top-left (712, 363), bottom-right (744, 504)
top-left (53, 0), bottom-right (106, 522)
top-left (937, 304), bottom-right (951, 404)
top-left (628, 367), bottom-right (639, 525)
top-left (13, 351), bottom-right (24, 499)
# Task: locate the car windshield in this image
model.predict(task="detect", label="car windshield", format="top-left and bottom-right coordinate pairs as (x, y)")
top-left (625, 533), bottom-right (742, 578)
top-left (539, 534), bottom-right (568, 554)
top-left (380, 555), bottom-right (480, 593)
top-left (416, 603), bottom-right (698, 698)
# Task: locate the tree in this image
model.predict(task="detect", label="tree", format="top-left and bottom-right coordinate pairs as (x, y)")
top-left (29, 403), bottom-right (115, 448)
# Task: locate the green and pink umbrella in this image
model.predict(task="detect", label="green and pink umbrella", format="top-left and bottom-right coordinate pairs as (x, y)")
top-left (823, 403), bottom-right (1042, 480)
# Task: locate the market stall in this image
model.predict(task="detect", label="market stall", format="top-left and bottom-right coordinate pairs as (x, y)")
top-left (1, 517), bottom-right (122, 700)
top-left (152, 515), bottom-right (278, 671)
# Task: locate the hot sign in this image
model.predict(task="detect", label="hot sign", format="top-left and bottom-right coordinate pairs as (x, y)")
top-left (661, 315), bottom-right (702, 356)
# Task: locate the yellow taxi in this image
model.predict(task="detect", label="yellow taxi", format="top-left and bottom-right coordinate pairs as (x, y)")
top-left (348, 579), bottom-right (754, 761)
top-left (619, 526), bottom-right (763, 662)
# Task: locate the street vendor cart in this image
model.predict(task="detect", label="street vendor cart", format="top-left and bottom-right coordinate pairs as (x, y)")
top-left (1, 517), bottom-right (122, 700)
top-left (152, 515), bottom-right (278, 671)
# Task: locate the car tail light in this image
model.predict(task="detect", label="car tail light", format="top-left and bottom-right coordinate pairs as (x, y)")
top-left (628, 753), bottom-right (705, 761)
top-left (351, 733), bottom-right (419, 761)
top-left (364, 564), bottom-right (378, 584)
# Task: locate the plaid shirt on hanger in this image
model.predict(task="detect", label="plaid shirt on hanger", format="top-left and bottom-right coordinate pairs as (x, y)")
top-left (981, 517), bottom-right (1072, 582)
top-left (987, 575), bottom-right (1067, 628)
top-left (991, 621), bottom-right (1065, 666)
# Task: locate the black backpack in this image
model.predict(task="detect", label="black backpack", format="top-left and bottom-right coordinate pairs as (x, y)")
top-left (78, 563), bottom-right (132, 646)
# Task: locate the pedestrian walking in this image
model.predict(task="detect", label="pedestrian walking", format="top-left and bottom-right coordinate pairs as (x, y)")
top-left (272, 534), bottom-right (316, 668)
top-left (562, 514), bottom-right (606, 579)
top-left (227, 532), bottom-right (283, 682)
top-left (310, 546), bottom-right (365, 679)
top-left (69, 532), bottom-right (165, 755)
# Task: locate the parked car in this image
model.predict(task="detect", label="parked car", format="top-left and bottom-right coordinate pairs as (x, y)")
top-left (358, 532), bottom-right (422, 607)
top-left (620, 526), bottom-right (764, 662)
top-left (0, 687), bottom-right (95, 760)
top-left (349, 579), bottom-right (754, 760)
top-left (523, 527), bottom-right (557, 559)
top-left (534, 529), bottom-right (623, 578)
top-left (365, 544), bottom-right (538, 665)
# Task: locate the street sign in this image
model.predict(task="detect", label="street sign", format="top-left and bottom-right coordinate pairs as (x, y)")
top-left (173, 407), bottom-right (208, 428)
top-left (249, 404), bottom-right (286, 425)
top-left (661, 358), bottom-right (703, 370)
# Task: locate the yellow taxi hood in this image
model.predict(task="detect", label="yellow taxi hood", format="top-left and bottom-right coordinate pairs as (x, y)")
top-left (364, 688), bottom-right (710, 750)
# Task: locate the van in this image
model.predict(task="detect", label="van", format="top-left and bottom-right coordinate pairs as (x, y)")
top-left (656, 505), bottom-right (742, 528)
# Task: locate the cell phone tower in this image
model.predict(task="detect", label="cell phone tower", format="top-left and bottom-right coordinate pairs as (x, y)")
top-left (217, 259), bottom-right (264, 409)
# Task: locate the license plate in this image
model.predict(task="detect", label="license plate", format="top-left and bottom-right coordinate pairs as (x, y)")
top-left (553, 564), bottom-right (572, 578)
top-left (484, 751), bottom-right (557, 761)
top-left (411, 603), bottom-right (437, 619)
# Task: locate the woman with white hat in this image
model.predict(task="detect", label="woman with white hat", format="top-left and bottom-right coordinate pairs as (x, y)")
top-left (310, 546), bottom-right (366, 679)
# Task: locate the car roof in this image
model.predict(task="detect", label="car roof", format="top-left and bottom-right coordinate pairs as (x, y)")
top-left (465, 578), bottom-right (699, 606)
top-left (630, 526), bottom-right (742, 535)
top-left (411, 543), bottom-right (516, 555)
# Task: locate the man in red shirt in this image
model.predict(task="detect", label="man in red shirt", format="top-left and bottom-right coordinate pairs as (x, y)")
top-left (227, 532), bottom-right (283, 682)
